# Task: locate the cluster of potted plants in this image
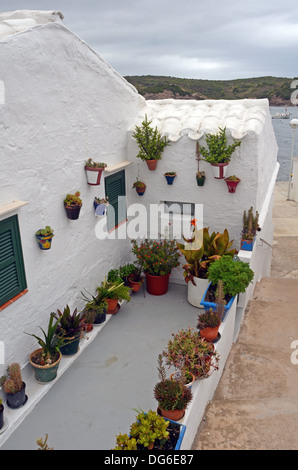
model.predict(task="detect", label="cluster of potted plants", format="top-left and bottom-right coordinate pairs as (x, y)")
top-left (131, 236), bottom-right (180, 295)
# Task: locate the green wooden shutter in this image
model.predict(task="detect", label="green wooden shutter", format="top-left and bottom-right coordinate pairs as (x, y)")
top-left (105, 170), bottom-right (126, 231)
top-left (0, 215), bottom-right (27, 306)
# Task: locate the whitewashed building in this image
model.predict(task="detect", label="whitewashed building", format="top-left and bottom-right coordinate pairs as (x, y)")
top-left (0, 9), bottom-right (278, 401)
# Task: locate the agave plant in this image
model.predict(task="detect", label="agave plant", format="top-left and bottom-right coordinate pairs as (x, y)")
top-left (25, 313), bottom-right (62, 363)
top-left (177, 222), bottom-right (236, 283)
top-left (54, 305), bottom-right (83, 339)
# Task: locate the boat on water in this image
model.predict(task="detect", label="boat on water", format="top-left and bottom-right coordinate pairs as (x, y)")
top-left (272, 108), bottom-right (291, 119)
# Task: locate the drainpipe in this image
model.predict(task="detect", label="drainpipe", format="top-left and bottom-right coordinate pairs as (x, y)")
top-left (287, 119), bottom-right (298, 200)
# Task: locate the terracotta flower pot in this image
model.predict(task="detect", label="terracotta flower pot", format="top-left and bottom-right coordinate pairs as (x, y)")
top-left (158, 407), bottom-right (185, 421)
top-left (145, 273), bottom-right (170, 295)
top-left (199, 325), bottom-right (221, 342)
top-left (128, 274), bottom-right (143, 292)
top-left (106, 298), bottom-right (119, 314)
top-left (146, 160), bottom-right (158, 170)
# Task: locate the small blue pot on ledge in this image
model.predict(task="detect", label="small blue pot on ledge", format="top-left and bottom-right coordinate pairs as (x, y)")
top-left (200, 282), bottom-right (235, 321)
top-left (164, 172), bottom-right (177, 185)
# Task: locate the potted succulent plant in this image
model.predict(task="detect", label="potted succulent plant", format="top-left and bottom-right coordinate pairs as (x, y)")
top-left (64, 191), bottom-right (82, 220)
top-left (154, 354), bottom-right (192, 421)
top-left (81, 287), bottom-right (108, 327)
top-left (224, 175), bottom-right (241, 193)
top-left (200, 127), bottom-right (241, 179)
top-left (176, 219), bottom-right (236, 308)
top-left (197, 280), bottom-right (225, 342)
top-left (241, 206), bottom-right (259, 251)
top-left (164, 172), bottom-right (177, 185)
top-left (35, 226), bottom-right (54, 250)
top-left (132, 114), bottom-right (170, 170)
top-left (132, 180), bottom-right (146, 196)
top-left (93, 196), bottom-right (109, 216)
top-left (26, 313), bottom-right (63, 384)
top-left (53, 305), bottom-right (83, 356)
top-left (113, 409), bottom-right (186, 450)
top-left (195, 141), bottom-right (206, 186)
top-left (131, 237), bottom-right (180, 295)
top-left (84, 158), bottom-right (107, 185)
top-left (201, 255), bottom-right (254, 314)
top-left (0, 363), bottom-right (27, 409)
top-left (162, 327), bottom-right (219, 380)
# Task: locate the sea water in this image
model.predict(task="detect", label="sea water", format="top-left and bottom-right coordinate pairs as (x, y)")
top-left (270, 106), bottom-right (298, 181)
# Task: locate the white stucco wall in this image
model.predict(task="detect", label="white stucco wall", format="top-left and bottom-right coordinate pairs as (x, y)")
top-left (0, 21), bottom-right (145, 375)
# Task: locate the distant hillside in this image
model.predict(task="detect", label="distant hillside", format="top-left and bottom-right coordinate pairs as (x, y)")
top-left (124, 75), bottom-right (296, 106)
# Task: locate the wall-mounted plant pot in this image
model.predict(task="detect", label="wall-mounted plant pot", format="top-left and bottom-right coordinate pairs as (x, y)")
top-left (196, 173), bottom-right (206, 186)
top-left (145, 272), bottom-right (170, 295)
top-left (94, 202), bottom-right (107, 216)
top-left (211, 162), bottom-right (229, 179)
top-left (225, 177), bottom-right (241, 193)
top-left (35, 233), bottom-right (54, 250)
top-left (135, 184), bottom-right (146, 196)
top-left (85, 166), bottom-right (104, 185)
top-left (164, 174), bottom-right (176, 185)
top-left (240, 237), bottom-right (256, 251)
top-left (146, 160), bottom-right (158, 170)
top-left (64, 204), bottom-right (82, 220)
top-left (5, 382), bottom-right (27, 409)
top-left (29, 349), bottom-right (62, 384)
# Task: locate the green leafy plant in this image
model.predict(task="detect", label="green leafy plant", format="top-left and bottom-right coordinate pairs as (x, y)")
top-left (153, 355), bottom-right (192, 412)
top-left (200, 127), bottom-right (241, 164)
top-left (132, 180), bottom-right (146, 189)
top-left (0, 363), bottom-right (23, 394)
top-left (207, 255), bottom-right (254, 298)
top-left (64, 191), bottom-right (82, 207)
top-left (131, 237), bottom-right (180, 276)
top-left (25, 313), bottom-right (62, 364)
top-left (177, 220), bottom-right (236, 282)
top-left (132, 114), bottom-right (170, 161)
top-left (35, 226), bottom-right (54, 237)
top-left (242, 206), bottom-right (259, 240)
top-left (162, 327), bottom-right (219, 379)
top-left (113, 409), bottom-right (170, 450)
top-left (85, 158), bottom-right (107, 169)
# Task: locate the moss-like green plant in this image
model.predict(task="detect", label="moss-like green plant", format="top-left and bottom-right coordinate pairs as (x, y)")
top-left (200, 127), bottom-right (241, 164)
top-left (207, 255), bottom-right (254, 297)
top-left (35, 226), bottom-right (54, 237)
top-left (132, 114), bottom-right (170, 161)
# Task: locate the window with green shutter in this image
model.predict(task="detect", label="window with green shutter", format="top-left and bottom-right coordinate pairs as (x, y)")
top-left (0, 215), bottom-right (27, 306)
top-left (104, 170), bottom-right (127, 232)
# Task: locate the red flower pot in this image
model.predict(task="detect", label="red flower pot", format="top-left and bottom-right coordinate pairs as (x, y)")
top-left (199, 325), bottom-right (220, 342)
top-left (225, 178), bottom-right (241, 193)
top-left (145, 273), bottom-right (170, 295)
top-left (146, 160), bottom-right (158, 170)
top-left (106, 298), bottom-right (119, 314)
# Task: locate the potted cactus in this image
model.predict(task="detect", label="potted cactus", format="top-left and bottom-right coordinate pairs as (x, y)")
top-left (64, 191), bottom-right (82, 220)
top-left (154, 354), bottom-right (192, 421)
top-left (132, 114), bottom-right (170, 170)
top-left (0, 363), bottom-right (27, 409)
top-left (35, 226), bottom-right (54, 250)
top-left (197, 280), bottom-right (225, 341)
top-left (241, 206), bottom-right (259, 251)
top-left (85, 158), bottom-right (107, 185)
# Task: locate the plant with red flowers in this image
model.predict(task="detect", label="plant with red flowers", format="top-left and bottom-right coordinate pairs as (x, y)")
top-left (131, 237), bottom-right (180, 276)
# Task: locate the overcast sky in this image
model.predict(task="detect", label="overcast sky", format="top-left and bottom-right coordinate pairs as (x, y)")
top-left (1, 0), bottom-right (298, 80)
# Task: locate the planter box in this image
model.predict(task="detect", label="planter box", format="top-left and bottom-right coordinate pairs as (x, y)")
top-left (167, 418), bottom-right (186, 450)
top-left (200, 282), bottom-right (235, 320)
top-left (240, 237), bottom-right (256, 251)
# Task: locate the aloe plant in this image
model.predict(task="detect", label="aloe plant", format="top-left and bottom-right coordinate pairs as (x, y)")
top-left (25, 313), bottom-right (62, 362)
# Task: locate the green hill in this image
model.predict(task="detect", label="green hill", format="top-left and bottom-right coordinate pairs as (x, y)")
top-left (124, 75), bottom-right (296, 105)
